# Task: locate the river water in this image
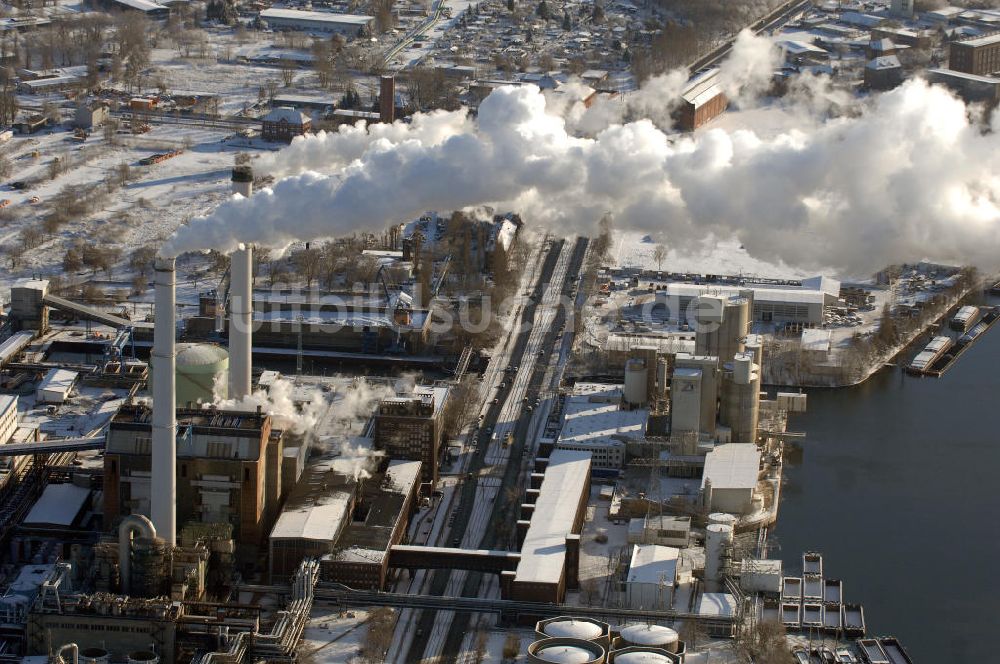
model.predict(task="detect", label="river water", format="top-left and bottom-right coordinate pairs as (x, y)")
top-left (774, 310), bottom-right (1000, 663)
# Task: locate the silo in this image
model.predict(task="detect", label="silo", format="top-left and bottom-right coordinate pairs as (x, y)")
top-left (707, 513), bottom-right (738, 529)
top-left (231, 165), bottom-right (253, 197)
top-left (719, 352), bottom-right (759, 445)
top-left (537, 617), bottom-right (611, 650)
top-left (175, 343), bottom-right (229, 405)
top-left (527, 638), bottom-right (606, 664)
top-left (615, 624), bottom-right (680, 653)
top-left (705, 523), bottom-right (734, 592)
top-left (624, 359), bottom-right (648, 407)
top-left (609, 646), bottom-right (679, 664)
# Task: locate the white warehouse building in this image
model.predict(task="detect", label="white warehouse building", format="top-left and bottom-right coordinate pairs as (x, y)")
top-left (259, 8), bottom-right (373, 37)
top-left (701, 443), bottom-right (761, 515)
top-left (625, 544), bottom-right (679, 610)
top-left (656, 276), bottom-right (840, 325)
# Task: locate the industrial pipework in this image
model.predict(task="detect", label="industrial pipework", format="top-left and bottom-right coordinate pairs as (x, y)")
top-left (56, 643), bottom-right (79, 664)
top-left (229, 245), bottom-right (253, 400)
top-left (119, 514), bottom-right (157, 595)
top-left (152, 257), bottom-right (177, 546)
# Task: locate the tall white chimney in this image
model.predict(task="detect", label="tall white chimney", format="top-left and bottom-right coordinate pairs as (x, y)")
top-left (232, 165), bottom-right (253, 198)
top-left (152, 257), bottom-right (177, 546)
top-left (229, 245), bottom-right (252, 399)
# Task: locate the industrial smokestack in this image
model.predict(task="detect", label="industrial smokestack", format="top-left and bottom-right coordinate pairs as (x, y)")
top-left (152, 257), bottom-right (177, 546)
top-left (232, 165), bottom-right (253, 198)
top-left (380, 76), bottom-right (395, 124)
top-left (229, 246), bottom-right (252, 399)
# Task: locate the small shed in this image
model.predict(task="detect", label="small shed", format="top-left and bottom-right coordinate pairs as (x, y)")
top-left (36, 369), bottom-right (78, 404)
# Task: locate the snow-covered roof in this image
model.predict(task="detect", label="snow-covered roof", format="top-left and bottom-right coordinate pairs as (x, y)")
top-left (270, 491), bottom-right (352, 542)
top-left (514, 449), bottom-right (591, 585)
top-left (24, 484), bottom-right (91, 526)
top-left (626, 544), bottom-right (679, 585)
top-left (801, 328), bottom-right (832, 353)
top-left (263, 106), bottom-right (311, 125)
top-left (384, 459), bottom-right (421, 494)
top-left (867, 55), bottom-right (901, 70)
top-left (260, 8), bottom-right (374, 26)
top-left (955, 31), bottom-right (1000, 48)
top-left (37, 369), bottom-right (77, 397)
top-left (557, 383), bottom-right (646, 451)
top-left (696, 591), bottom-right (738, 617)
top-left (701, 444), bottom-right (760, 491)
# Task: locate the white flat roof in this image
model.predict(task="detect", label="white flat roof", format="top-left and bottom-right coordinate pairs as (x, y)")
top-left (270, 491), bottom-right (351, 542)
top-left (37, 368), bottom-right (77, 395)
top-left (260, 8), bottom-right (374, 25)
top-left (514, 449), bottom-right (591, 585)
top-left (696, 592), bottom-right (738, 617)
top-left (558, 383), bottom-right (646, 450)
top-left (627, 544), bottom-right (679, 585)
top-left (24, 484), bottom-right (90, 526)
top-left (385, 459), bottom-right (421, 493)
top-left (702, 444), bottom-right (760, 490)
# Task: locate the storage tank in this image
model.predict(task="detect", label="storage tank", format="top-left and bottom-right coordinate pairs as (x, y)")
top-left (707, 513), bottom-right (737, 528)
top-left (537, 617), bottom-right (611, 648)
top-left (720, 352), bottom-right (759, 445)
top-left (174, 342), bottom-right (229, 405)
top-left (528, 638), bottom-right (606, 664)
top-left (609, 646), bottom-right (679, 664)
top-left (128, 652), bottom-right (159, 664)
top-left (616, 624), bottom-right (680, 653)
top-left (80, 648), bottom-right (111, 664)
top-left (624, 359), bottom-right (648, 407)
top-left (705, 523), bottom-right (734, 592)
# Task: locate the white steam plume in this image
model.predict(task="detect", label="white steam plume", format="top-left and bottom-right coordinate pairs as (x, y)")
top-left (209, 374), bottom-right (411, 479)
top-left (165, 77), bottom-right (1000, 276)
top-left (256, 108), bottom-right (473, 179)
top-left (718, 29), bottom-right (783, 107)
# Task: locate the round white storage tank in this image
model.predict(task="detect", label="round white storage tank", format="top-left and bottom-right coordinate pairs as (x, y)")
top-left (539, 617), bottom-right (608, 642)
top-left (80, 648), bottom-right (110, 664)
top-left (127, 652), bottom-right (159, 664)
top-left (705, 523), bottom-right (734, 591)
top-left (617, 624), bottom-right (679, 652)
top-left (611, 647), bottom-right (677, 664)
top-left (174, 342), bottom-right (229, 406)
top-left (707, 513), bottom-right (737, 528)
top-left (528, 638), bottom-right (606, 664)
top-left (624, 359), bottom-right (648, 406)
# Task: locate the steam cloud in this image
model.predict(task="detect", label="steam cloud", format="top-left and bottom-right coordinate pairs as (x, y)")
top-left (164, 32), bottom-right (1000, 276)
top-left (210, 373), bottom-right (414, 479)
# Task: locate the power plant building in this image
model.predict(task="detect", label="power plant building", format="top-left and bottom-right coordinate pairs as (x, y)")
top-left (104, 405), bottom-right (285, 563)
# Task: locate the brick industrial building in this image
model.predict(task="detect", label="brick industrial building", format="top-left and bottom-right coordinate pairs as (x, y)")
top-left (950, 32), bottom-right (1000, 76)
top-left (104, 404), bottom-right (286, 565)
top-left (373, 386), bottom-right (448, 490)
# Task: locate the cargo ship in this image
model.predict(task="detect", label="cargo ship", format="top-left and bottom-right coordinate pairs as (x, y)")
top-left (950, 305), bottom-right (980, 331)
top-left (906, 335), bottom-right (952, 375)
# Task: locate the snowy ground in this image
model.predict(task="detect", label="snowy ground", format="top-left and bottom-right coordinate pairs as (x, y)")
top-left (608, 230), bottom-right (810, 282)
top-left (299, 608), bottom-right (373, 664)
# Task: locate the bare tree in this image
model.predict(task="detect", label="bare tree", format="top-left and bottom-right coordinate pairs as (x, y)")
top-left (653, 244), bottom-right (667, 272)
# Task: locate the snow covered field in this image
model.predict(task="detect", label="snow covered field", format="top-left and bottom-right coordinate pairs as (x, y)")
top-left (609, 230), bottom-right (811, 282)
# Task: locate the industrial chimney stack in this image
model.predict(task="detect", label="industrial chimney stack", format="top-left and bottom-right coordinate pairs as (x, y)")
top-left (151, 257), bottom-right (177, 546)
top-left (380, 76), bottom-right (395, 124)
top-left (231, 165), bottom-right (253, 198)
top-left (229, 246), bottom-right (253, 399)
